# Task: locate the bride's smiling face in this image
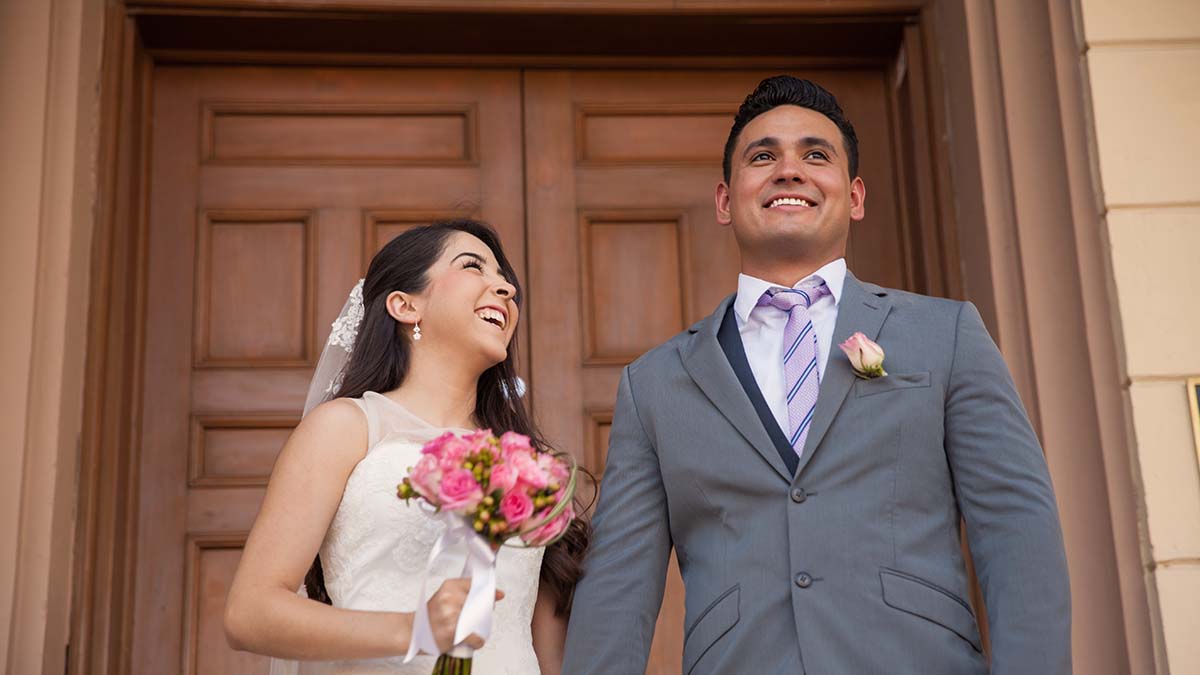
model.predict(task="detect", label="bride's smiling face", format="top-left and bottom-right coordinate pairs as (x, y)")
top-left (398, 231), bottom-right (519, 367)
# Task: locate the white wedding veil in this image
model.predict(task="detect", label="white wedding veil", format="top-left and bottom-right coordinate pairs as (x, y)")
top-left (305, 278), bottom-right (365, 416)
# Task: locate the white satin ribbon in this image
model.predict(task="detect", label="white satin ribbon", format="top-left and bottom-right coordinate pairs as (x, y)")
top-left (404, 513), bottom-right (498, 662)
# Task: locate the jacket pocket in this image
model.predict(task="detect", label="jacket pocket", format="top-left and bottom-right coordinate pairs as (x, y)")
top-left (682, 584), bottom-right (740, 674)
top-left (880, 568), bottom-right (981, 652)
top-left (854, 371), bottom-right (931, 398)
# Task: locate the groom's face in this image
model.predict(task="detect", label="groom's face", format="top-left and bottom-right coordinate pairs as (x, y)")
top-left (716, 105), bottom-right (865, 267)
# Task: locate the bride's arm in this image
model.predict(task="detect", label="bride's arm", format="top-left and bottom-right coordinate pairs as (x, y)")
top-left (225, 399), bottom-right (408, 659)
top-left (224, 399), bottom-right (483, 660)
top-left (531, 583), bottom-right (568, 675)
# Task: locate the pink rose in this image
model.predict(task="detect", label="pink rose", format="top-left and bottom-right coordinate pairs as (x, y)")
top-left (509, 451), bottom-right (547, 490)
top-left (839, 331), bottom-right (887, 379)
top-left (537, 452), bottom-right (570, 486)
top-left (499, 431), bottom-right (533, 459)
top-left (421, 431), bottom-right (456, 456)
top-left (499, 491), bottom-right (534, 527)
top-left (436, 437), bottom-right (471, 471)
top-left (438, 468), bottom-right (484, 512)
top-left (523, 505), bottom-right (575, 546)
top-left (464, 429), bottom-right (493, 454)
top-left (407, 454), bottom-right (443, 501)
top-left (488, 462), bottom-right (519, 494)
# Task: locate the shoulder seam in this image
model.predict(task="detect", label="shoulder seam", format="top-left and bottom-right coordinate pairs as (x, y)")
top-left (946, 301), bottom-right (967, 405)
top-left (623, 364), bottom-right (655, 451)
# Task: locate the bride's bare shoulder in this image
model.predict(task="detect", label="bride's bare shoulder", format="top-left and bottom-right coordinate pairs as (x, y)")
top-left (303, 397), bottom-right (366, 429)
top-left (283, 398), bottom-right (368, 465)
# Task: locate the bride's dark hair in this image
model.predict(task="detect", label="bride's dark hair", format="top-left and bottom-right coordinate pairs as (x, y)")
top-left (304, 218), bottom-right (591, 617)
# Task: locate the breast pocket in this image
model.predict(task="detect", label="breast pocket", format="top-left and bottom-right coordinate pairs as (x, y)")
top-left (854, 371), bottom-right (931, 398)
top-left (682, 584), bottom-right (740, 674)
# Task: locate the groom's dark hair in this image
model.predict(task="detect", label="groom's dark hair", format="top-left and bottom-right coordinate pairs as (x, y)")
top-left (722, 75), bottom-right (860, 182)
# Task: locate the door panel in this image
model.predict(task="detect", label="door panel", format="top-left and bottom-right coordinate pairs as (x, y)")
top-left (523, 69), bottom-right (911, 674)
top-left (135, 66), bottom-right (524, 675)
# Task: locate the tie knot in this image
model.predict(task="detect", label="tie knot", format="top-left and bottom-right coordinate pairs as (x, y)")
top-left (759, 282), bottom-right (829, 312)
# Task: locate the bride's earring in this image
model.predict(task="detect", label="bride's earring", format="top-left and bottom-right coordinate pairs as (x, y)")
top-left (412, 321), bottom-right (422, 342)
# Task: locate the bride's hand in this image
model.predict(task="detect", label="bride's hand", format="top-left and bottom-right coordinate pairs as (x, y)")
top-left (428, 578), bottom-right (505, 653)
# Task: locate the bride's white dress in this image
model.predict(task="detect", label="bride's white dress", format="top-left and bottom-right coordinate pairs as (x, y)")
top-left (284, 391), bottom-right (544, 674)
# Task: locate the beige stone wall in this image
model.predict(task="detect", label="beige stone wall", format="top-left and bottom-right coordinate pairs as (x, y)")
top-left (1079, 1), bottom-right (1200, 672)
top-left (0, 0), bottom-right (103, 672)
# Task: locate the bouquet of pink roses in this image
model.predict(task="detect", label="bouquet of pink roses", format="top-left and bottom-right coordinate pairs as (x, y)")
top-left (397, 429), bottom-right (577, 674)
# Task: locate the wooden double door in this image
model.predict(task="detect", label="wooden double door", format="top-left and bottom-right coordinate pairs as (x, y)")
top-left (136, 65), bottom-right (917, 674)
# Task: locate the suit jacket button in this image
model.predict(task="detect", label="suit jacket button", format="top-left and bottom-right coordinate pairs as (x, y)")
top-left (794, 572), bottom-right (813, 589)
top-left (790, 488), bottom-right (807, 503)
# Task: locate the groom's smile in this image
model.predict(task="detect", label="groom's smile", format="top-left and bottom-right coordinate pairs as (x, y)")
top-left (764, 193), bottom-right (820, 210)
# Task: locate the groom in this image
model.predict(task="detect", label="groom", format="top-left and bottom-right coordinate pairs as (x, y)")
top-left (562, 76), bottom-right (1070, 674)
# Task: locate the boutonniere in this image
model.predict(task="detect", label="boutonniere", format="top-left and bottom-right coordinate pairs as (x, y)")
top-left (839, 332), bottom-right (888, 379)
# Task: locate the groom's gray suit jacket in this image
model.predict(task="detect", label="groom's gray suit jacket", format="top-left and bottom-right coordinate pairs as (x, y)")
top-left (563, 273), bottom-right (1070, 674)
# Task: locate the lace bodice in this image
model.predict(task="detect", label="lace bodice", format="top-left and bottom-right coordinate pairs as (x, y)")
top-left (318, 392), bottom-right (544, 674)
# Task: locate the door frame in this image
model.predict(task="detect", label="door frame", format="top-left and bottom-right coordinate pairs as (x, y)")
top-left (71, 1), bottom-right (1152, 673)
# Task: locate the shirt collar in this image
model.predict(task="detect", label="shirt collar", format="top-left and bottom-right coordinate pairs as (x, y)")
top-left (733, 258), bottom-right (847, 324)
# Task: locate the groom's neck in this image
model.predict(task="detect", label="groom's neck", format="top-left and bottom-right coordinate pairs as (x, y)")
top-left (741, 253), bottom-right (839, 289)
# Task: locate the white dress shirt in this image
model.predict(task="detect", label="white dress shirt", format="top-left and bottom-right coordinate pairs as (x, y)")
top-left (732, 259), bottom-right (846, 437)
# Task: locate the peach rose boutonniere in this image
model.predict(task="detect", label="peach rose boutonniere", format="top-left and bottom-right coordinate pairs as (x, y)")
top-left (839, 332), bottom-right (888, 379)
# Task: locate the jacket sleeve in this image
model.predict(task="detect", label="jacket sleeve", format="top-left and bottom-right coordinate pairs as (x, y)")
top-left (944, 301), bottom-right (1071, 674)
top-left (562, 366), bottom-right (671, 674)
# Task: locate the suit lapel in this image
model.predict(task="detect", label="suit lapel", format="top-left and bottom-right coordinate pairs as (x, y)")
top-left (795, 273), bottom-right (892, 477)
top-left (680, 296), bottom-right (793, 483)
top-left (717, 305), bottom-right (800, 477)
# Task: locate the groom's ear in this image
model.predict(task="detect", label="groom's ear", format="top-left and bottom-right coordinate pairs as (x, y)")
top-left (385, 291), bottom-right (420, 325)
top-left (715, 181), bottom-right (733, 227)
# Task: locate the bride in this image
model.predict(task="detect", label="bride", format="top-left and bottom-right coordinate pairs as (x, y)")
top-left (224, 220), bottom-right (588, 674)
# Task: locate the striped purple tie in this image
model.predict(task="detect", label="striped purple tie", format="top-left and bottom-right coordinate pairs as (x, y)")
top-left (759, 281), bottom-right (830, 456)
